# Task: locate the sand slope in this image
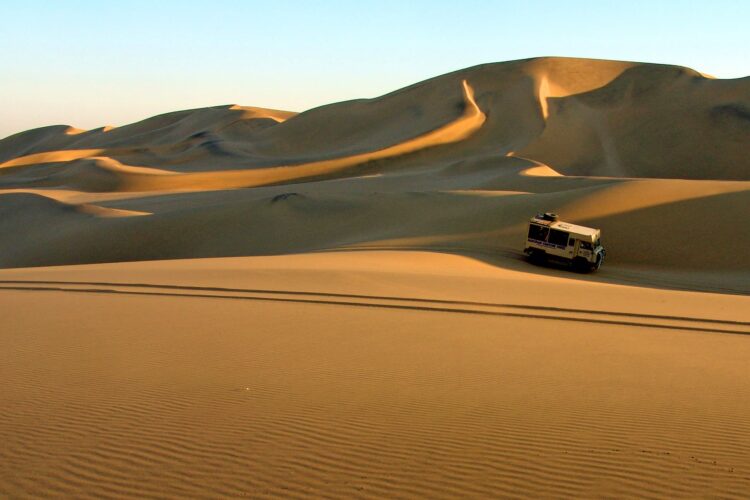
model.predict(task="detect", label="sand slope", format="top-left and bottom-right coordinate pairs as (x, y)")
top-left (1, 253), bottom-right (749, 498)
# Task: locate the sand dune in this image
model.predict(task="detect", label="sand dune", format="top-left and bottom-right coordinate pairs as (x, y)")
top-left (1, 253), bottom-right (750, 498)
top-left (1, 57), bottom-right (749, 497)
top-left (0, 80), bottom-right (484, 192)
top-left (0, 170), bottom-right (746, 281)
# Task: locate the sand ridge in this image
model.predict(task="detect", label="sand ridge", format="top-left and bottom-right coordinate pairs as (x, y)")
top-left (0, 80), bottom-right (484, 192)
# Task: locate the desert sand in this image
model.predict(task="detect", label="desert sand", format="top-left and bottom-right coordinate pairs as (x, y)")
top-left (1, 57), bottom-right (749, 497)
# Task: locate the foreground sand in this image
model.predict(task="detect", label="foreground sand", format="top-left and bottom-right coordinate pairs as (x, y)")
top-left (2, 252), bottom-right (749, 498)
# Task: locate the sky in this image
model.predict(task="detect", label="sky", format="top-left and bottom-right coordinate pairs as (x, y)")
top-left (2, 0), bottom-right (749, 138)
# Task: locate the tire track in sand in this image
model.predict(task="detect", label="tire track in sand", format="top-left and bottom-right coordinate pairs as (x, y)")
top-left (1, 280), bottom-right (747, 335)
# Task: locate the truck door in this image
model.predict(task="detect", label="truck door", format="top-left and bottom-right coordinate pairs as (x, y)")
top-left (577, 241), bottom-right (593, 261)
top-left (568, 237), bottom-right (577, 257)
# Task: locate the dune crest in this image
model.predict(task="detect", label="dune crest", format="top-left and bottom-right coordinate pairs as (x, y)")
top-left (76, 203), bottom-right (151, 218)
top-left (2, 80), bottom-right (485, 192)
top-left (0, 148), bottom-right (105, 169)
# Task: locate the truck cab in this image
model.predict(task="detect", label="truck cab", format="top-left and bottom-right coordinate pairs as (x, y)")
top-left (524, 213), bottom-right (606, 272)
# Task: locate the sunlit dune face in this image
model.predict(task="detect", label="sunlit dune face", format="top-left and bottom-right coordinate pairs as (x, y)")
top-left (228, 105), bottom-right (295, 123)
top-left (0, 149), bottom-right (105, 168)
top-left (520, 165), bottom-right (562, 177)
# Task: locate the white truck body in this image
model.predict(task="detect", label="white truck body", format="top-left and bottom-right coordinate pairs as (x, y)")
top-left (523, 213), bottom-right (606, 272)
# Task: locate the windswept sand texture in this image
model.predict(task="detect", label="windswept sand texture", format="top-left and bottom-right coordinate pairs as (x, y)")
top-left (1, 57), bottom-right (749, 497)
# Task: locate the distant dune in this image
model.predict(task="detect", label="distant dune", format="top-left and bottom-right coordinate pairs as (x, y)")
top-left (0, 56), bottom-right (748, 278)
top-left (1, 57), bottom-right (749, 498)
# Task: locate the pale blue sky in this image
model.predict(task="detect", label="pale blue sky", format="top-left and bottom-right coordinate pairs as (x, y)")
top-left (2, 0), bottom-right (748, 138)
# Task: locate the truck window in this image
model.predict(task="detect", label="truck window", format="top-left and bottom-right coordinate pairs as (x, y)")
top-left (568, 238), bottom-right (575, 247)
top-left (528, 224), bottom-right (549, 241)
top-left (548, 229), bottom-right (569, 247)
top-left (580, 241), bottom-right (593, 250)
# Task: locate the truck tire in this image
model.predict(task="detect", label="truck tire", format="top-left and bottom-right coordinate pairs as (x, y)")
top-left (572, 257), bottom-right (590, 273)
top-left (528, 249), bottom-right (547, 265)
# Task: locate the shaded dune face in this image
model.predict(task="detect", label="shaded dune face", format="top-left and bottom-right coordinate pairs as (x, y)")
top-left (0, 57), bottom-right (748, 278)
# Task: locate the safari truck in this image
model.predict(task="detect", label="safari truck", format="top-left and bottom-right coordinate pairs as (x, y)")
top-left (524, 213), bottom-right (606, 272)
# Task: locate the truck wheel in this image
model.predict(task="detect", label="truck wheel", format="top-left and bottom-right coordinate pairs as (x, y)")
top-left (572, 257), bottom-right (590, 273)
top-left (528, 249), bottom-right (547, 265)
